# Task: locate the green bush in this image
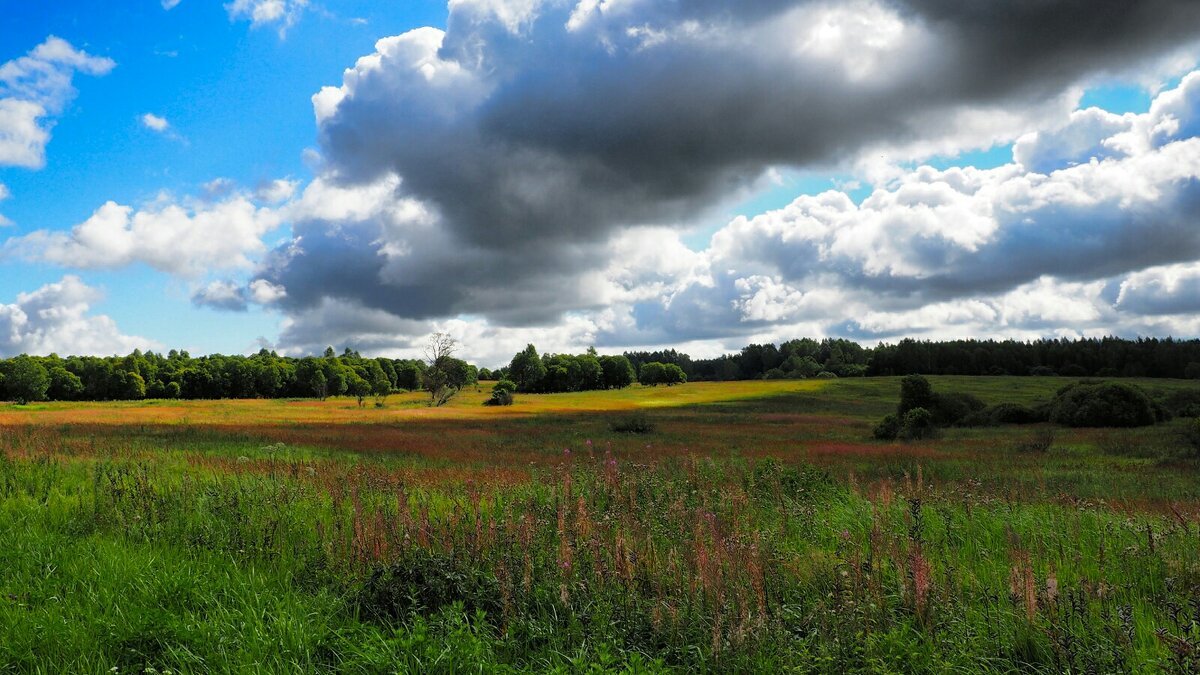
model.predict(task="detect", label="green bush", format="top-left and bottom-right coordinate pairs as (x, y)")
top-left (1049, 381), bottom-right (1157, 428)
top-left (873, 414), bottom-right (902, 440)
top-left (1160, 389), bottom-right (1200, 418)
top-left (610, 414), bottom-right (655, 434)
top-left (960, 402), bottom-right (1046, 427)
top-left (869, 409), bottom-right (937, 440)
top-left (898, 374), bottom-right (935, 415)
top-left (483, 379), bottom-right (516, 406)
top-left (900, 407), bottom-right (937, 440)
top-left (931, 391), bottom-right (986, 425)
top-left (356, 551), bottom-right (501, 625)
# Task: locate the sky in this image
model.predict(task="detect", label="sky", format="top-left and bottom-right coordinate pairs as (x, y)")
top-left (2, 1), bottom-right (1200, 367)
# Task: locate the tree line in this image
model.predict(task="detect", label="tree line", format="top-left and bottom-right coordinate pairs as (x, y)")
top-left (4, 335), bottom-right (1200, 403)
top-left (0, 347), bottom-right (473, 405)
top-left (614, 337), bottom-right (1200, 382)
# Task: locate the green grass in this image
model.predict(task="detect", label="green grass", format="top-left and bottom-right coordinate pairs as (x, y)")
top-left (1, 377), bottom-right (1199, 672)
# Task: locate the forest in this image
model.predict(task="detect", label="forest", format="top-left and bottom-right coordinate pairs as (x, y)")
top-left (3, 336), bottom-right (1200, 403)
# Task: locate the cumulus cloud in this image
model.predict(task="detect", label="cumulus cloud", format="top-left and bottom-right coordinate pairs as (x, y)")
top-left (0, 36), bottom-right (114, 169)
top-left (251, 0), bottom-right (1200, 356)
top-left (0, 183), bottom-right (10, 226)
top-left (141, 112), bottom-right (169, 132)
top-left (6, 193), bottom-right (282, 278)
top-left (191, 280), bottom-right (249, 312)
top-left (596, 73), bottom-right (1200, 347)
top-left (226, 0), bottom-right (308, 36)
top-left (192, 278), bottom-right (287, 312)
top-left (0, 276), bottom-right (158, 357)
top-left (255, 178), bottom-right (298, 204)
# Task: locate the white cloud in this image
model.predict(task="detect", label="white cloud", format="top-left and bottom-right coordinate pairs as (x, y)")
top-left (141, 112), bottom-right (170, 132)
top-left (255, 178), bottom-right (298, 204)
top-left (6, 194), bottom-right (282, 278)
top-left (225, 0), bottom-right (309, 36)
top-left (0, 276), bottom-right (158, 357)
top-left (192, 280), bottom-right (248, 312)
top-left (0, 37), bottom-right (114, 169)
top-left (162, 0), bottom-right (182, 9)
top-left (249, 278), bottom-right (286, 304)
top-left (0, 182), bottom-right (10, 226)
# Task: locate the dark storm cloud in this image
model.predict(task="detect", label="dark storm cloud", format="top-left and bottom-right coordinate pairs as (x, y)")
top-left (261, 0), bottom-right (1200, 346)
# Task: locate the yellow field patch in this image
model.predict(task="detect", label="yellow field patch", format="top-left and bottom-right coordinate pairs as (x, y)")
top-left (0, 380), bottom-right (828, 427)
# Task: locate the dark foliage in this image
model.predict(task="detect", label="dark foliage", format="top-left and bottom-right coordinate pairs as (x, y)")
top-left (898, 375), bottom-right (936, 416)
top-left (356, 551), bottom-right (501, 625)
top-left (484, 379), bottom-right (516, 406)
top-left (930, 391), bottom-right (986, 426)
top-left (873, 414), bottom-right (903, 440)
top-left (0, 348), bottom-right (453, 403)
top-left (1049, 382), bottom-right (1158, 428)
top-left (960, 402), bottom-right (1046, 427)
top-left (609, 414), bottom-right (655, 434)
top-left (899, 407), bottom-right (937, 440)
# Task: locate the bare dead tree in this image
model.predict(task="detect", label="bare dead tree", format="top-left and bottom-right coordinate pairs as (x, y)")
top-left (424, 332), bottom-right (457, 366)
top-left (422, 332), bottom-right (466, 406)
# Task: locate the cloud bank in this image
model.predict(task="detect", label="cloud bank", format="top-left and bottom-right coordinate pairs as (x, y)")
top-left (0, 276), bottom-right (158, 357)
top-left (245, 0), bottom-right (1200, 359)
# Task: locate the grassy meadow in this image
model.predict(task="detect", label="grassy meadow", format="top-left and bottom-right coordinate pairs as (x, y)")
top-left (1, 377), bottom-right (1199, 673)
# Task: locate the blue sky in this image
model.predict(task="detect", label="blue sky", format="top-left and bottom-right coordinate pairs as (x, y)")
top-left (1, 1), bottom-right (448, 353)
top-left (3, 1), bottom-right (1200, 364)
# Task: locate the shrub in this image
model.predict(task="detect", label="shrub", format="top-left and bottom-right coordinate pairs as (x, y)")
top-left (1059, 364), bottom-right (1088, 377)
top-left (960, 402), bottom-right (1045, 427)
top-left (1161, 389), bottom-right (1200, 418)
top-left (873, 414), bottom-right (902, 440)
top-left (610, 414), bottom-right (655, 434)
top-left (816, 371), bottom-right (838, 379)
top-left (1029, 366), bottom-right (1057, 376)
top-left (932, 391), bottom-right (986, 426)
top-left (483, 379), bottom-right (516, 406)
top-left (899, 407), bottom-right (937, 440)
top-left (356, 551), bottom-right (500, 625)
top-left (898, 375), bottom-right (935, 415)
top-left (1049, 381), bottom-right (1157, 428)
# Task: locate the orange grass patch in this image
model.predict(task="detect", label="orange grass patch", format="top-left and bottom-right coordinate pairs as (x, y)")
top-left (0, 380), bottom-right (827, 427)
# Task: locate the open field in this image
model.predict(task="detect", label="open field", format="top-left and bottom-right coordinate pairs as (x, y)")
top-left (2, 377), bottom-right (1199, 672)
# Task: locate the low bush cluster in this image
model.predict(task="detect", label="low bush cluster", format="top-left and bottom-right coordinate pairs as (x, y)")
top-left (1049, 381), bottom-right (1159, 428)
top-left (483, 380), bottom-right (516, 406)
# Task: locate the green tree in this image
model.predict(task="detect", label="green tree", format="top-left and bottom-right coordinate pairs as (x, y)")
top-left (347, 372), bottom-right (372, 408)
top-left (365, 360), bottom-right (392, 406)
top-left (599, 355), bottom-right (635, 389)
top-left (47, 366), bottom-right (84, 400)
top-left (423, 333), bottom-right (470, 406)
top-left (509, 344), bottom-right (548, 393)
top-left (898, 374), bottom-right (936, 415)
top-left (4, 356), bottom-right (50, 404)
top-left (638, 362), bottom-right (667, 387)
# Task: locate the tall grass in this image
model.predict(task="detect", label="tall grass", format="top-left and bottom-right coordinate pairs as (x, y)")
top-left (1, 424), bottom-right (1198, 672)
